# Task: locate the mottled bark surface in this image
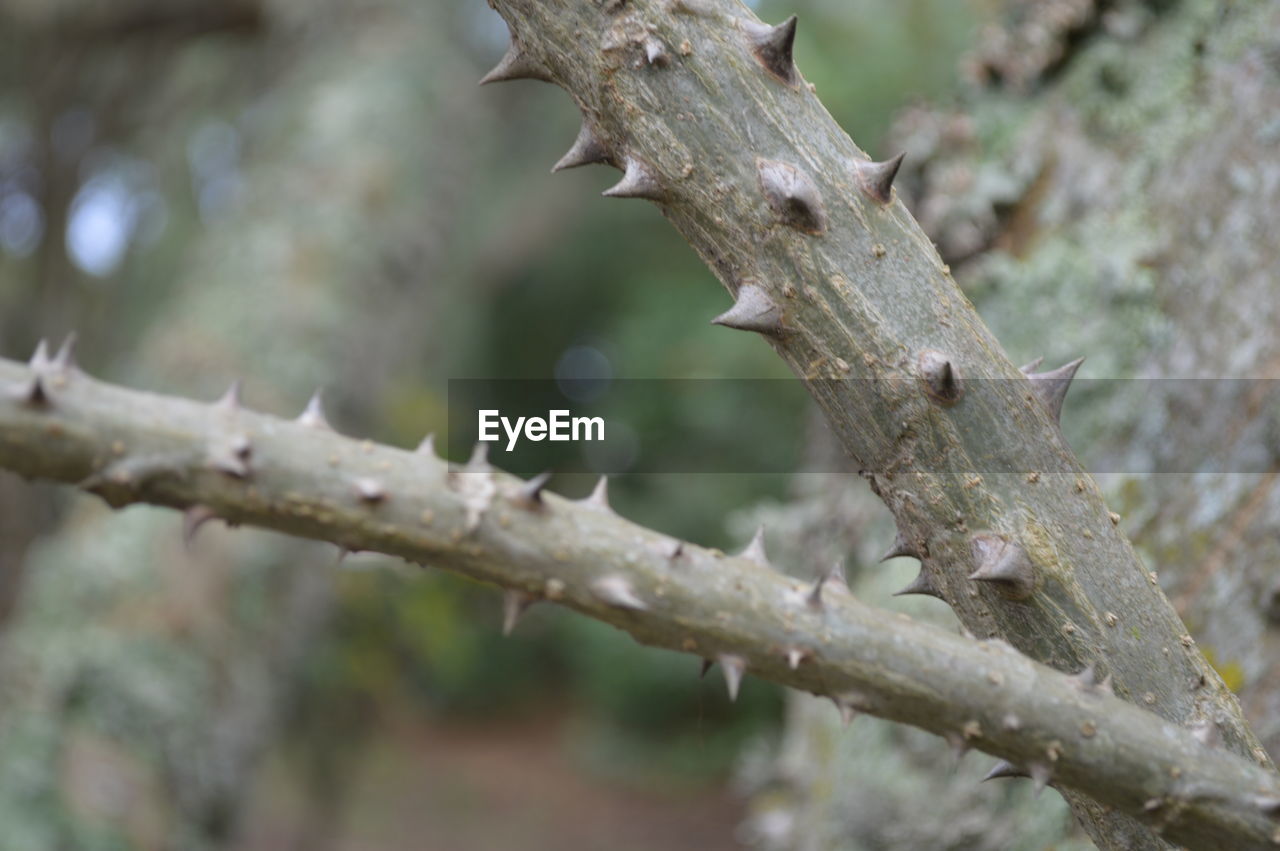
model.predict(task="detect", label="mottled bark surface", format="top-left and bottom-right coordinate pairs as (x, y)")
top-left (479, 0), bottom-right (1273, 846)
top-left (891, 0), bottom-right (1280, 764)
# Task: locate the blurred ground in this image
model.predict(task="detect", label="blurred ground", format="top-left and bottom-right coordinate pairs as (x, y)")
top-left (238, 702), bottom-right (743, 851)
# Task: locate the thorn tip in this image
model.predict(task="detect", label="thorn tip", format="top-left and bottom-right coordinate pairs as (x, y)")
top-left (745, 15), bottom-right (798, 84)
top-left (854, 153), bottom-right (905, 204)
top-left (711, 283), bottom-right (784, 335)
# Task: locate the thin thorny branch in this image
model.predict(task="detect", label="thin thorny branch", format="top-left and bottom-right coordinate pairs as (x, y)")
top-left (1, 349), bottom-right (1278, 848)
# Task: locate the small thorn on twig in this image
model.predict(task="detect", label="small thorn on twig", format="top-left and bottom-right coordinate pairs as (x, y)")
top-left (711, 283), bottom-right (784, 335)
top-left (297, 391), bottom-right (332, 430)
top-left (479, 39), bottom-right (554, 85)
top-left (831, 691), bottom-right (864, 727)
top-left (516, 471), bottom-right (552, 509)
top-left (744, 15), bottom-right (798, 85)
top-left (982, 760), bottom-right (1027, 782)
top-left (1029, 763), bottom-right (1053, 796)
top-left (719, 653), bottom-right (746, 701)
top-left (894, 568), bottom-right (944, 600)
top-left (502, 589), bottom-right (537, 636)
top-left (584, 476), bottom-right (611, 511)
top-left (53, 332), bottom-right (78, 373)
top-left (737, 525), bottom-right (770, 567)
top-left (968, 534), bottom-right (1036, 600)
top-left (552, 122), bottom-right (613, 173)
top-left (918, 349), bottom-right (963, 405)
top-left (602, 156), bottom-right (666, 201)
top-left (880, 530), bottom-right (921, 562)
top-left (28, 338), bottom-right (50, 370)
top-left (591, 574), bottom-right (646, 610)
top-left (806, 561), bottom-right (844, 610)
top-left (1023, 357), bottom-right (1085, 423)
top-left (853, 153), bottom-right (906, 204)
top-left (182, 504), bottom-right (219, 548)
top-left (215, 379), bottom-right (244, 413)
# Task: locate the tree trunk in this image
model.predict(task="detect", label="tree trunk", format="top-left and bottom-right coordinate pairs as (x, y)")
top-left (478, 0), bottom-right (1273, 846)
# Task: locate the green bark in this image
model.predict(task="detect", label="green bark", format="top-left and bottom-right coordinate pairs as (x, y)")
top-left (479, 0), bottom-right (1273, 846)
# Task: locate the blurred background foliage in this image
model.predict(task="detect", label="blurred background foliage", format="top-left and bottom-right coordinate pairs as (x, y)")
top-left (0, 0), bottom-right (1003, 848)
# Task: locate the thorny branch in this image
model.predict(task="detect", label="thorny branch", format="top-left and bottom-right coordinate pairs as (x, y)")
top-left (1, 350), bottom-right (1279, 849)
top-left (477, 0), bottom-right (1275, 845)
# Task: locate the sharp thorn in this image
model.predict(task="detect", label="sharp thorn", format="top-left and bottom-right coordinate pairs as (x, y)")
top-left (1029, 763), bottom-right (1053, 796)
top-left (28, 338), bottom-right (50, 370)
top-left (1024, 357), bottom-right (1085, 423)
top-left (517, 471), bottom-right (552, 508)
top-left (591, 574), bottom-right (646, 610)
top-left (215, 379), bottom-right (243, 412)
top-left (880, 530), bottom-right (922, 562)
top-left (784, 647), bottom-right (808, 670)
top-left (584, 476), bottom-right (611, 510)
top-left (53, 332), bottom-right (78, 372)
top-left (832, 692), bottom-right (864, 727)
top-left (854, 152), bottom-right (906, 204)
top-left (807, 561), bottom-right (843, 610)
top-left (417, 434), bottom-right (436, 457)
top-left (968, 534), bottom-right (1036, 600)
top-left (756, 158), bottom-right (827, 234)
top-left (711, 283), bottom-right (784, 335)
top-left (182, 504), bottom-right (218, 548)
top-left (297, 390), bottom-right (332, 430)
top-left (479, 40), bottom-right (554, 85)
top-left (918, 349), bottom-right (963, 405)
top-left (894, 568), bottom-right (944, 600)
top-left (1019, 357), bottom-right (1044, 374)
top-left (502, 589), bottom-right (536, 636)
top-left (738, 525), bottom-right (769, 567)
top-left (699, 658), bottom-right (714, 679)
top-left (745, 15), bottom-right (798, 85)
top-left (719, 653), bottom-right (746, 701)
top-left (552, 122), bottom-right (613, 172)
top-left (602, 156), bottom-right (666, 201)
top-left (982, 760), bottom-right (1028, 782)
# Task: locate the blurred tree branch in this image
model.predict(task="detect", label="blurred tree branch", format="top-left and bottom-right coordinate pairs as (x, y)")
top-left (1, 353), bottom-right (1278, 849)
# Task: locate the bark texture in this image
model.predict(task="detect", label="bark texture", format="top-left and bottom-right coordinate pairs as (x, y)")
top-left (479, 0), bottom-right (1274, 846)
top-left (1, 354), bottom-right (1279, 849)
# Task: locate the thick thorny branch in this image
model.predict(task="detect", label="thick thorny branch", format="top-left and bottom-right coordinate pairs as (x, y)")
top-left (1, 353), bottom-right (1279, 848)
top-left (478, 1), bottom-right (1273, 845)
